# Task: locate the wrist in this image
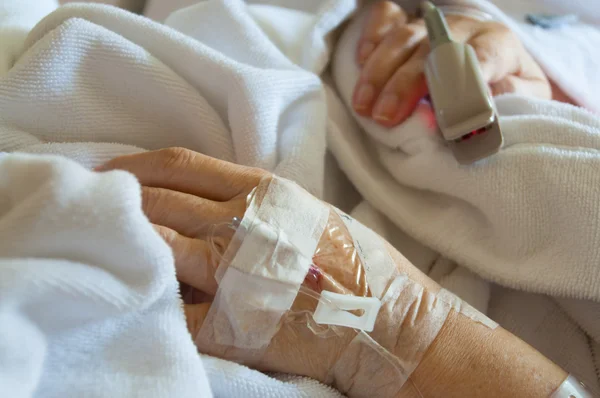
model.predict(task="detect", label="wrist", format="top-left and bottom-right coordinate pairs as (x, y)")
top-left (330, 271), bottom-right (451, 396)
top-left (328, 242), bottom-right (449, 396)
top-left (407, 310), bottom-right (483, 396)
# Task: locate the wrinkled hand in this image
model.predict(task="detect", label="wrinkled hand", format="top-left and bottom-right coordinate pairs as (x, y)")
top-left (97, 148), bottom-right (362, 383)
top-left (98, 147), bottom-right (266, 296)
top-left (353, 1), bottom-right (551, 127)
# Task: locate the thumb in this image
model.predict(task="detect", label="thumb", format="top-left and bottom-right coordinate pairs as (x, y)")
top-left (184, 303), bottom-right (211, 338)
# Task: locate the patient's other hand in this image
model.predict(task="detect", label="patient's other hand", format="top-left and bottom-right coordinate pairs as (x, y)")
top-left (353, 1), bottom-right (551, 127)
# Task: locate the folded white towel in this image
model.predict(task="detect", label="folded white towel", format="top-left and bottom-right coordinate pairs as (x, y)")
top-left (0, 153), bottom-right (211, 397)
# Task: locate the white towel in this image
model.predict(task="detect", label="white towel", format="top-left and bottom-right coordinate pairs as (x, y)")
top-left (2, 0), bottom-right (330, 194)
top-left (0, 153), bottom-right (212, 397)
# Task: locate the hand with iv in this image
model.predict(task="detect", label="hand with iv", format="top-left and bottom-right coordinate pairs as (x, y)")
top-left (99, 148), bottom-right (577, 398)
top-left (97, 148), bottom-right (360, 381)
top-left (353, 1), bottom-right (551, 128)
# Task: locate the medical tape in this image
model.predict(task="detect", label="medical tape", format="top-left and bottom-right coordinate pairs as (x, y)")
top-left (334, 210), bottom-right (497, 329)
top-left (197, 175), bottom-right (498, 392)
top-left (321, 212), bottom-right (498, 396)
top-left (196, 176), bottom-right (329, 356)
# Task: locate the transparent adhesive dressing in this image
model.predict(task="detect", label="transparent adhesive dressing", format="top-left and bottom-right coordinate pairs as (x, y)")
top-left (195, 176), bottom-right (497, 397)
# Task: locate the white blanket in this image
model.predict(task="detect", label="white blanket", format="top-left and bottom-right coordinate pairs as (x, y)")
top-left (1, 0), bottom-right (600, 396)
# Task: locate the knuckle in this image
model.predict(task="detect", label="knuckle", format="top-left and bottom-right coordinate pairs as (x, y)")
top-left (225, 197), bottom-right (250, 219)
top-left (373, 1), bottom-right (401, 14)
top-left (142, 187), bottom-right (166, 218)
top-left (484, 21), bottom-right (517, 43)
top-left (239, 168), bottom-right (269, 194)
top-left (491, 21), bottom-right (513, 36)
top-left (379, 25), bottom-right (425, 52)
top-left (157, 147), bottom-right (193, 171)
top-left (364, 1), bottom-right (407, 42)
top-left (390, 24), bottom-right (421, 42)
top-left (246, 166), bottom-right (268, 183)
top-left (154, 224), bottom-right (176, 244)
top-left (472, 41), bottom-right (497, 64)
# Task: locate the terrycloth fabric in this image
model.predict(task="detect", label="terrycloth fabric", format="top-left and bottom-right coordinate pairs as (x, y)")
top-left (2, 0), bottom-right (330, 195)
top-left (1, 0), bottom-right (600, 396)
top-left (0, 153), bottom-right (212, 397)
top-left (0, 0), bottom-right (58, 72)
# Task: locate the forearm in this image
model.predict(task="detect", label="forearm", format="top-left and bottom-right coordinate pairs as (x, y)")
top-left (377, 243), bottom-right (567, 397)
top-left (406, 310), bottom-right (567, 397)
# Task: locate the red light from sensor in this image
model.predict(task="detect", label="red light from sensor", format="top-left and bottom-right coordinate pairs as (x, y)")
top-left (455, 126), bottom-right (488, 143)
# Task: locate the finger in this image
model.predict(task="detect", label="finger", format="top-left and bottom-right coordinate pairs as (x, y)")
top-left (357, 1), bottom-right (408, 64)
top-left (440, 15), bottom-right (484, 43)
top-left (180, 283), bottom-right (213, 305)
top-left (184, 303), bottom-right (211, 338)
top-left (468, 22), bottom-right (522, 84)
top-left (154, 224), bottom-right (219, 294)
top-left (143, 187), bottom-right (245, 238)
top-left (353, 22), bottom-right (426, 115)
top-left (97, 147), bottom-right (265, 202)
top-left (490, 75), bottom-right (551, 99)
top-left (371, 43), bottom-right (429, 127)
top-left (512, 51), bottom-right (551, 99)
top-left (550, 81), bottom-right (573, 104)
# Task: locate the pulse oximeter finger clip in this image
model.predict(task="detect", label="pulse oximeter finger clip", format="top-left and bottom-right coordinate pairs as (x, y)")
top-left (422, 1), bottom-right (503, 164)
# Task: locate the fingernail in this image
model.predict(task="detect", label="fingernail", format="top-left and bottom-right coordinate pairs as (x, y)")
top-left (373, 93), bottom-right (400, 122)
top-left (353, 83), bottom-right (375, 111)
top-left (357, 41), bottom-right (375, 64)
